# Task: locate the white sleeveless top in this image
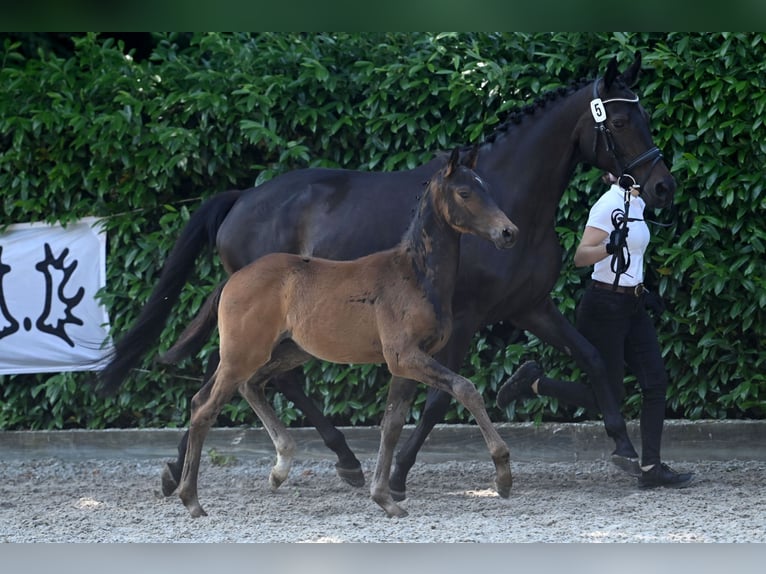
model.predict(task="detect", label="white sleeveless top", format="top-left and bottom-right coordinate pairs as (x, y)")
top-left (587, 184), bottom-right (650, 287)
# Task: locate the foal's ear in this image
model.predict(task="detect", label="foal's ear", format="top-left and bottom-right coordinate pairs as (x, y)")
top-left (620, 51), bottom-right (642, 88)
top-left (445, 147), bottom-right (460, 177)
top-left (463, 144), bottom-right (480, 170)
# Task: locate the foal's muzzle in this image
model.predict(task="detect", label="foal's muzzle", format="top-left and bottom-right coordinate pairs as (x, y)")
top-left (492, 224), bottom-right (518, 249)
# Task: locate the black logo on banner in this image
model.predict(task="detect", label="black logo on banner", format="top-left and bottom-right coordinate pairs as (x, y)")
top-left (0, 243), bottom-right (85, 347)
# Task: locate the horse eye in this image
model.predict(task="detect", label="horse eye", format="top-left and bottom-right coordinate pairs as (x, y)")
top-left (611, 117), bottom-right (627, 129)
top-left (459, 191), bottom-right (471, 199)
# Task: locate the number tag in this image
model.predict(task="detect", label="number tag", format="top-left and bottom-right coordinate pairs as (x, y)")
top-left (590, 98), bottom-right (606, 123)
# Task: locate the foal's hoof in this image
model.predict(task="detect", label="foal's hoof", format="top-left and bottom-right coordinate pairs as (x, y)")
top-left (387, 505), bottom-right (408, 518)
top-left (495, 479), bottom-right (513, 499)
top-left (189, 505), bottom-right (208, 518)
top-left (335, 463), bottom-right (365, 488)
top-left (161, 463), bottom-right (179, 497)
top-left (269, 471), bottom-right (287, 491)
top-left (372, 493), bottom-right (409, 518)
top-left (180, 495), bottom-right (208, 518)
top-left (379, 501), bottom-right (408, 518)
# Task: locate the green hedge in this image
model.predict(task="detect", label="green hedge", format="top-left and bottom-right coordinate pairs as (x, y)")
top-left (0, 32), bottom-right (763, 430)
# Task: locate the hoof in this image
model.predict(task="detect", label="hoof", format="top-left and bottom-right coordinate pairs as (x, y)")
top-left (388, 466), bottom-right (406, 500)
top-left (372, 493), bottom-right (408, 518)
top-left (335, 463), bottom-right (365, 488)
top-left (180, 494), bottom-right (208, 518)
top-left (390, 488), bottom-right (406, 502)
top-left (495, 479), bottom-right (512, 499)
top-left (269, 471), bottom-right (287, 491)
top-left (161, 463), bottom-right (179, 497)
top-left (385, 504), bottom-right (408, 518)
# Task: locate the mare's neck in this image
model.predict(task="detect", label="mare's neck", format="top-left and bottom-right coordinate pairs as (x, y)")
top-left (478, 84), bottom-right (592, 217)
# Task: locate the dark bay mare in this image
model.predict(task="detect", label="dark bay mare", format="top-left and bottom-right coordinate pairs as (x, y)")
top-left (176, 149), bottom-right (518, 518)
top-left (98, 53), bottom-right (676, 500)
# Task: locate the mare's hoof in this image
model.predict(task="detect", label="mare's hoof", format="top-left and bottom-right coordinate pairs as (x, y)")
top-left (390, 488), bottom-right (406, 502)
top-left (189, 505), bottom-right (208, 518)
top-left (161, 463), bottom-right (179, 497)
top-left (388, 467), bottom-right (406, 501)
top-left (335, 463), bottom-right (365, 488)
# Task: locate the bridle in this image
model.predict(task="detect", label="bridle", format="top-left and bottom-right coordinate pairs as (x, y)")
top-left (589, 78), bottom-right (668, 288)
top-left (590, 78), bottom-right (665, 194)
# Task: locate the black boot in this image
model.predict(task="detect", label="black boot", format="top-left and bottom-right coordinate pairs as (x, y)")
top-left (497, 360), bottom-right (543, 408)
top-left (638, 463), bottom-right (695, 489)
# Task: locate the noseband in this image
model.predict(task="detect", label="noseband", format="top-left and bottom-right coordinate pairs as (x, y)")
top-left (590, 79), bottom-right (664, 194)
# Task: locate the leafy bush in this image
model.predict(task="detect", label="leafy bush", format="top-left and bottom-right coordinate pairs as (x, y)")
top-left (0, 32), bottom-right (763, 430)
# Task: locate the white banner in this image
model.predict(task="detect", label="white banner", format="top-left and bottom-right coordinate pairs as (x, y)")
top-left (0, 217), bottom-right (113, 374)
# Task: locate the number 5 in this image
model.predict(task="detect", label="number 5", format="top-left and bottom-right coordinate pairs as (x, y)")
top-left (590, 98), bottom-right (607, 123)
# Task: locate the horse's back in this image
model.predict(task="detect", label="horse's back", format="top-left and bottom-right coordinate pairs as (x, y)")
top-left (216, 163), bottom-right (440, 271)
top-left (222, 251), bottom-right (391, 364)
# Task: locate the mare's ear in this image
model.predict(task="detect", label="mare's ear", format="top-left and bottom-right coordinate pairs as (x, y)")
top-left (463, 144), bottom-right (480, 169)
top-left (445, 147), bottom-right (460, 177)
top-left (603, 57), bottom-right (619, 91)
top-left (620, 51), bottom-right (642, 87)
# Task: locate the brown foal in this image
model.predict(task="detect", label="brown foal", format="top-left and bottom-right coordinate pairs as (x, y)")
top-left (177, 147), bottom-right (518, 518)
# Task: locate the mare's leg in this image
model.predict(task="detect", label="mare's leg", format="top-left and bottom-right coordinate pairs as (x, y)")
top-left (389, 315), bottom-right (479, 501)
top-left (513, 296), bottom-right (637, 457)
top-left (273, 369), bottom-right (364, 487)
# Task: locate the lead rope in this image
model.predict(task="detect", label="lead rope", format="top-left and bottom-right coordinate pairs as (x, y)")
top-left (609, 193), bottom-right (635, 288)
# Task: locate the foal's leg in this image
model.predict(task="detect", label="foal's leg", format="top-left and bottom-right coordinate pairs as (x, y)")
top-left (239, 380), bottom-right (296, 490)
top-left (368, 378), bottom-right (419, 517)
top-left (177, 368), bottom-right (244, 518)
top-left (371, 352), bottom-right (512, 518)
top-left (162, 349), bottom-right (220, 497)
top-left (402, 356), bottom-right (512, 498)
top-left (162, 355), bottom-right (363, 495)
top-left (273, 369), bottom-right (364, 487)
top-left (389, 316), bottom-right (479, 500)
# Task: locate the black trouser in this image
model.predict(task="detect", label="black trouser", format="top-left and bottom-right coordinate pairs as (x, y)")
top-left (538, 284), bottom-right (668, 467)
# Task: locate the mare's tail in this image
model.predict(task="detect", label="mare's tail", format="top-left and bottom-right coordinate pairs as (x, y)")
top-left (97, 190), bottom-right (241, 395)
top-left (158, 283), bottom-right (224, 365)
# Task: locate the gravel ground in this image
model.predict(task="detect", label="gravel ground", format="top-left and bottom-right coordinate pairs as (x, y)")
top-left (1, 454), bottom-right (764, 543)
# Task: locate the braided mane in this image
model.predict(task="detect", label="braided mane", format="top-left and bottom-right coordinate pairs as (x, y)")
top-left (480, 77), bottom-right (592, 145)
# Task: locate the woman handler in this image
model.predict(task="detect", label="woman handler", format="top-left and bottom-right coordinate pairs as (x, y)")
top-left (497, 173), bottom-right (693, 489)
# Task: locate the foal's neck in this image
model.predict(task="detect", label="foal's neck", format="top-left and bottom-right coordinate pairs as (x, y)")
top-left (400, 184), bottom-right (461, 304)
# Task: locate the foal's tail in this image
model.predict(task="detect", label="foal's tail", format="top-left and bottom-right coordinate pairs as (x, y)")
top-left (97, 190), bottom-right (241, 395)
top-left (158, 283), bottom-right (224, 365)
